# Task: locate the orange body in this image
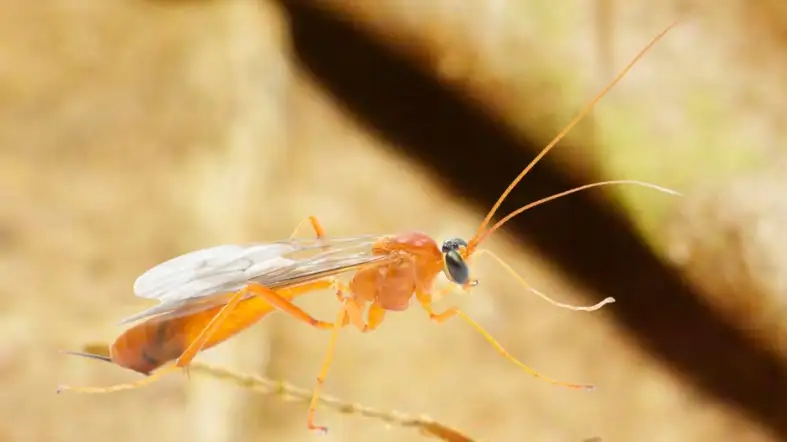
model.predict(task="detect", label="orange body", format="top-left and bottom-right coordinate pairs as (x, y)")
top-left (350, 232), bottom-right (444, 311)
top-left (110, 290), bottom-right (300, 375)
top-left (111, 231), bottom-right (445, 375)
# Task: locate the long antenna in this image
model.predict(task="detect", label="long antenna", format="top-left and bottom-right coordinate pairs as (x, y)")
top-left (473, 180), bottom-right (680, 247)
top-left (468, 20), bottom-right (679, 253)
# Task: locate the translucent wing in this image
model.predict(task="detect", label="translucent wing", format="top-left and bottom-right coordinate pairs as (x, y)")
top-left (120, 235), bottom-right (392, 325)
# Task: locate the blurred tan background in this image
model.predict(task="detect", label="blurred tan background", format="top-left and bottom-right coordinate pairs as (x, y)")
top-left (3, 1), bottom-right (787, 441)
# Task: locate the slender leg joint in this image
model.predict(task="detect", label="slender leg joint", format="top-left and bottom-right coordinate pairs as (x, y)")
top-left (417, 289), bottom-right (595, 392)
top-left (306, 297), bottom-right (350, 435)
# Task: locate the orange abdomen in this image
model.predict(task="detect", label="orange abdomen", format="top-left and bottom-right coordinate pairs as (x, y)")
top-left (109, 292), bottom-right (297, 374)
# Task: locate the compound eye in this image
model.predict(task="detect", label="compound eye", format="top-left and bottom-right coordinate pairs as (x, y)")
top-left (443, 250), bottom-right (470, 285)
top-left (441, 238), bottom-right (468, 254)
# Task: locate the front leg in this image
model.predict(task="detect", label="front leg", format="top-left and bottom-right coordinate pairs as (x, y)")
top-left (415, 289), bottom-right (594, 391)
top-left (415, 287), bottom-right (455, 320)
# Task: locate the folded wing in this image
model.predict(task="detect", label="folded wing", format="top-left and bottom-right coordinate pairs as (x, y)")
top-left (120, 235), bottom-right (391, 325)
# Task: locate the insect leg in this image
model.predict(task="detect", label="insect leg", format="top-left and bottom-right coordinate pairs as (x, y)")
top-left (178, 280), bottom-right (342, 370)
top-left (56, 286), bottom-right (250, 395)
top-left (56, 365), bottom-right (183, 395)
top-left (364, 302), bottom-right (386, 332)
top-left (473, 249), bottom-right (614, 311)
top-left (246, 281), bottom-right (336, 330)
top-left (416, 290), bottom-right (595, 391)
top-left (289, 215), bottom-right (326, 239)
top-left (307, 297), bottom-right (350, 434)
top-left (172, 287), bottom-right (251, 368)
top-left (57, 281), bottom-right (335, 395)
top-left (329, 281), bottom-right (374, 332)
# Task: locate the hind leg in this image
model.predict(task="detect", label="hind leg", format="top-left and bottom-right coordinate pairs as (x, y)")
top-left (57, 281), bottom-right (338, 394)
top-left (57, 286), bottom-right (251, 394)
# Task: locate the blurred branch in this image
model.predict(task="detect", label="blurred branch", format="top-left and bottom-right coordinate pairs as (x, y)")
top-left (190, 362), bottom-right (475, 442)
top-left (78, 343), bottom-right (473, 441)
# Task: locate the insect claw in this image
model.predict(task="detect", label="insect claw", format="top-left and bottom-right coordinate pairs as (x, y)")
top-left (309, 425), bottom-right (329, 436)
top-left (462, 279), bottom-right (479, 291)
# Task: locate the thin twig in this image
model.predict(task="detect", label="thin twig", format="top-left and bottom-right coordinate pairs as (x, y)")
top-left (189, 362), bottom-right (475, 442)
top-left (75, 343), bottom-right (474, 441)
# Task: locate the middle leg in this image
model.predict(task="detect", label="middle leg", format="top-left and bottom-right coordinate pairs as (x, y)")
top-left (305, 283), bottom-right (377, 433)
top-left (306, 295), bottom-right (359, 434)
